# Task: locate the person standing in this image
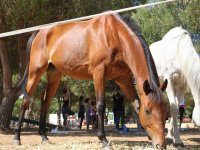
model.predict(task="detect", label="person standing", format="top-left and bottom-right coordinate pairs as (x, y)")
top-left (78, 96), bottom-right (85, 130)
top-left (86, 101), bottom-right (96, 131)
top-left (179, 97), bottom-right (185, 128)
top-left (113, 92), bottom-right (124, 129)
top-left (61, 86), bottom-right (70, 130)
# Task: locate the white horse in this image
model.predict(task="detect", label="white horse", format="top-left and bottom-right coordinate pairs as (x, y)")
top-left (149, 27), bottom-right (200, 146)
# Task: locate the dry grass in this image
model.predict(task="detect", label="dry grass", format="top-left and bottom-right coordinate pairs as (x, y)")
top-left (0, 142), bottom-right (193, 150)
top-left (0, 142), bottom-right (198, 150)
top-left (0, 124), bottom-right (199, 150)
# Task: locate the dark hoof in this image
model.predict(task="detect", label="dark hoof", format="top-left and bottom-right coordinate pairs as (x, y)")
top-left (12, 140), bottom-right (21, 145)
top-left (173, 143), bottom-right (184, 147)
top-left (102, 145), bottom-right (114, 150)
top-left (41, 140), bottom-right (52, 145)
top-left (166, 138), bottom-right (173, 144)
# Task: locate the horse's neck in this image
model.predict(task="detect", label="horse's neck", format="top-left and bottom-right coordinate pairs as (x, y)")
top-left (123, 36), bottom-right (149, 76)
top-left (123, 38), bottom-right (152, 94)
top-left (115, 15), bottom-right (159, 94)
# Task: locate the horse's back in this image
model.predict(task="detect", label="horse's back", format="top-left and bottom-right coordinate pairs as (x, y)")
top-left (30, 14), bottom-right (131, 80)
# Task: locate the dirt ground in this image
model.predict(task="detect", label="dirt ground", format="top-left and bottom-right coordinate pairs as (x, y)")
top-left (0, 124), bottom-right (199, 150)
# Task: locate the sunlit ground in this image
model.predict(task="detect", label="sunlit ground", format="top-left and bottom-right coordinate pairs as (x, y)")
top-left (0, 123), bottom-right (199, 150)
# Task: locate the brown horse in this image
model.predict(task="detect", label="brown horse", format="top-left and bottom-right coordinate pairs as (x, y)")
top-left (13, 13), bottom-right (167, 149)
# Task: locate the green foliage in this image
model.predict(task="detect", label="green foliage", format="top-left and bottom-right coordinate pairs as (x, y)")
top-left (12, 98), bottom-right (21, 116)
top-left (131, 0), bottom-right (200, 45)
top-left (48, 97), bottom-right (59, 114)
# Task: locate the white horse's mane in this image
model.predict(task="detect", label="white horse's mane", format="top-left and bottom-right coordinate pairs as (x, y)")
top-left (162, 26), bottom-right (189, 41)
top-left (173, 27), bottom-right (200, 97)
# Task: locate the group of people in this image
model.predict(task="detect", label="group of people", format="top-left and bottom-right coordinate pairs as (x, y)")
top-left (78, 92), bottom-right (126, 131)
top-left (78, 96), bottom-right (97, 131)
top-left (61, 87), bottom-right (97, 131)
top-left (60, 87), bottom-right (133, 131)
top-left (60, 86), bottom-right (186, 131)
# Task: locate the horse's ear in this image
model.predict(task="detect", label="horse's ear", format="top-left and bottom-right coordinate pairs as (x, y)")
top-left (160, 79), bottom-right (168, 91)
top-left (143, 80), bottom-right (152, 95)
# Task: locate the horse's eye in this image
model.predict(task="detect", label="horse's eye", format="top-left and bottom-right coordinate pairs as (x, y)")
top-left (145, 109), bottom-right (151, 116)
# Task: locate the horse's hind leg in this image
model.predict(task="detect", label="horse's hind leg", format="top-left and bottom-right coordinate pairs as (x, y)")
top-left (13, 64), bottom-right (48, 145)
top-left (39, 67), bottom-right (62, 143)
top-left (93, 65), bottom-right (113, 150)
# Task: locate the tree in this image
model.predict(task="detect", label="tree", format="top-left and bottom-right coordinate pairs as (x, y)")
top-left (0, 0), bottom-right (40, 130)
top-left (131, 0), bottom-right (199, 45)
top-left (0, 15), bottom-right (21, 130)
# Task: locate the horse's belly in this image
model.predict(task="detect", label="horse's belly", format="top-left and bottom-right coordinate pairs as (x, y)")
top-left (53, 59), bottom-right (130, 80)
top-left (61, 66), bottom-right (93, 80)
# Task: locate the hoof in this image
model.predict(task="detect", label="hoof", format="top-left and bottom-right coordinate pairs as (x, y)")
top-left (12, 140), bottom-right (21, 145)
top-left (166, 138), bottom-right (173, 144)
top-left (173, 143), bottom-right (184, 147)
top-left (41, 140), bottom-right (52, 145)
top-left (102, 145), bottom-right (114, 150)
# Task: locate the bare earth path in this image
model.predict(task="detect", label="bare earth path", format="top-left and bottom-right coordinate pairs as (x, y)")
top-left (0, 124), bottom-right (199, 150)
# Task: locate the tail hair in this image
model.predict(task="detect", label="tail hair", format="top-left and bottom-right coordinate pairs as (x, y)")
top-left (16, 31), bottom-right (38, 94)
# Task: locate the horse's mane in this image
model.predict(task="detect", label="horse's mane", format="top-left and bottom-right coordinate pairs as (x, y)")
top-left (162, 26), bottom-right (189, 41)
top-left (117, 14), bottom-right (162, 102)
top-left (171, 27), bottom-right (200, 98)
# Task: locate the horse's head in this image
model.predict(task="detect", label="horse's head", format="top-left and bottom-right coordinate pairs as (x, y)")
top-left (139, 79), bottom-right (168, 149)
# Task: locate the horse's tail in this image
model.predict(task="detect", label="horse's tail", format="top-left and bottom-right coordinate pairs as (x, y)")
top-left (16, 31), bottom-right (38, 94)
top-left (176, 30), bottom-right (200, 95)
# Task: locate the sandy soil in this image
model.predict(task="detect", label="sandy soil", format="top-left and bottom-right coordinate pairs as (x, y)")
top-left (0, 124), bottom-right (199, 150)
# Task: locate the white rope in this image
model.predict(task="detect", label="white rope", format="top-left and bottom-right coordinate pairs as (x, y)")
top-left (0, 0), bottom-right (175, 38)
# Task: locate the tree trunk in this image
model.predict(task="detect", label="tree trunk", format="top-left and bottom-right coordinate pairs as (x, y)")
top-left (0, 68), bottom-right (2, 106)
top-left (0, 15), bottom-right (29, 131)
top-left (0, 17), bottom-right (17, 131)
top-left (0, 94), bottom-right (18, 131)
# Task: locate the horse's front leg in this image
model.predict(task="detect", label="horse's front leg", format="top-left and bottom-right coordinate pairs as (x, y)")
top-left (93, 65), bottom-right (113, 150)
top-left (165, 78), bottom-right (183, 146)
